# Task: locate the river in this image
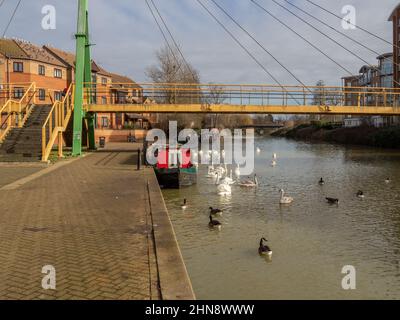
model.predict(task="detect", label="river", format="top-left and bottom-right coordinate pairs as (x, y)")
top-left (162, 137), bottom-right (400, 299)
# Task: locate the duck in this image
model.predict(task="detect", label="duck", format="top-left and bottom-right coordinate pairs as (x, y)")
top-left (326, 197), bottom-right (339, 205)
top-left (279, 189), bottom-right (293, 204)
top-left (209, 207), bottom-right (223, 216)
top-left (258, 238), bottom-right (272, 257)
top-left (238, 174), bottom-right (258, 187)
top-left (385, 178), bottom-right (391, 184)
top-left (356, 190), bottom-right (365, 199)
top-left (319, 178), bottom-right (325, 185)
top-left (181, 198), bottom-right (187, 210)
top-left (209, 215), bottom-right (222, 230)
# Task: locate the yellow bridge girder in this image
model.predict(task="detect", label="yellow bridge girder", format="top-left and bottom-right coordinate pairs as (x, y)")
top-left (85, 103), bottom-right (400, 115)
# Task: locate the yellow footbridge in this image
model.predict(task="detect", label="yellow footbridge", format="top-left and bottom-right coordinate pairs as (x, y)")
top-left (1, 82), bottom-right (400, 162)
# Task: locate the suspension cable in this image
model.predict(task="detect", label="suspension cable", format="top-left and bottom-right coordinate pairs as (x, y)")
top-left (210, 0), bottom-right (309, 91)
top-left (144, 0), bottom-right (183, 74)
top-left (249, 0), bottom-right (354, 76)
top-left (305, 0), bottom-right (398, 50)
top-left (196, 0), bottom-right (301, 104)
top-left (149, 0), bottom-right (197, 82)
top-left (2, 0), bottom-right (21, 38)
top-left (271, 0), bottom-right (400, 86)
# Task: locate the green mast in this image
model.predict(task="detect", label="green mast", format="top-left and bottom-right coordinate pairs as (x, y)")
top-left (72, 0), bottom-right (95, 156)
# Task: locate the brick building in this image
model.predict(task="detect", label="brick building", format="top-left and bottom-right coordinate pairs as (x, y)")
top-left (0, 38), bottom-right (68, 105)
top-left (389, 4), bottom-right (400, 87)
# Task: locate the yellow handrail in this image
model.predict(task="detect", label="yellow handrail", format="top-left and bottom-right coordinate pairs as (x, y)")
top-left (0, 82), bottom-right (36, 142)
top-left (41, 84), bottom-right (74, 162)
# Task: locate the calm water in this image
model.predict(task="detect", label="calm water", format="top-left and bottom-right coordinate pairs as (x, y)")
top-left (162, 137), bottom-right (400, 300)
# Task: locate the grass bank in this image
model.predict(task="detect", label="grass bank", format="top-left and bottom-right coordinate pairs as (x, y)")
top-left (272, 123), bottom-right (400, 149)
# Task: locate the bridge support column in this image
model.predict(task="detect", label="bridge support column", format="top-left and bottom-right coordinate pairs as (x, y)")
top-left (72, 0), bottom-right (93, 156)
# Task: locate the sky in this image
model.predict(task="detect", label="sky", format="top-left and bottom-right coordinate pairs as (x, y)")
top-left (0, 0), bottom-right (399, 86)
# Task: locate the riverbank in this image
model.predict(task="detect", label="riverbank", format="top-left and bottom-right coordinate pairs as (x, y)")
top-left (0, 143), bottom-right (194, 300)
top-left (272, 123), bottom-right (400, 149)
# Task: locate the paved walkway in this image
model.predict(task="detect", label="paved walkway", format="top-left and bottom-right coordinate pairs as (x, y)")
top-left (0, 143), bottom-right (193, 300)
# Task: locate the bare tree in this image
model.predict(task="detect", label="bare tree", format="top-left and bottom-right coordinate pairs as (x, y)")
top-left (204, 83), bottom-right (226, 128)
top-left (146, 45), bottom-right (203, 131)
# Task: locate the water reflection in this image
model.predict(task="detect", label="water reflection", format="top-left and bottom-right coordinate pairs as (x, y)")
top-left (163, 137), bottom-right (400, 300)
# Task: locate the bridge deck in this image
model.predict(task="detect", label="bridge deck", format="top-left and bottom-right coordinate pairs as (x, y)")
top-left (85, 103), bottom-right (400, 115)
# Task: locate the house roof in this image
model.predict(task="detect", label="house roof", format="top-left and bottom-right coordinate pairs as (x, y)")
top-left (0, 38), bottom-right (28, 59)
top-left (388, 4), bottom-right (400, 21)
top-left (109, 72), bottom-right (141, 88)
top-left (44, 46), bottom-right (112, 77)
top-left (12, 39), bottom-right (66, 67)
top-left (377, 52), bottom-right (393, 60)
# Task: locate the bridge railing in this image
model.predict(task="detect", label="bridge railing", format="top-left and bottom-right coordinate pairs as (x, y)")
top-left (0, 82), bottom-right (37, 143)
top-left (41, 84), bottom-right (74, 162)
top-left (82, 82), bottom-right (400, 108)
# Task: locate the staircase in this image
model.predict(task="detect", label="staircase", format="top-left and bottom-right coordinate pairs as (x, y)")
top-left (0, 105), bottom-right (52, 162)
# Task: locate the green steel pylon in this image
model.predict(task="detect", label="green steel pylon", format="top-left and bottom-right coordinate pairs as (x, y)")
top-left (72, 0), bottom-right (96, 156)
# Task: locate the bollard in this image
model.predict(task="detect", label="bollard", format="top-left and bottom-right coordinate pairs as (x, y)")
top-left (137, 148), bottom-right (141, 171)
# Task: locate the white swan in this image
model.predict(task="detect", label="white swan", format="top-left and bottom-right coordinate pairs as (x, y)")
top-left (238, 174), bottom-right (258, 187)
top-left (279, 189), bottom-right (293, 204)
top-left (215, 172), bottom-right (232, 195)
top-left (220, 169), bottom-right (235, 185)
top-left (206, 165), bottom-right (217, 178)
top-left (256, 147), bottom-right (261, 153)
top-left (271, 160), bottom-right (277, 167)
top-left (273, 153), bottom-right (277, 160)
top-left (234, 164), bottom-right (241, 177)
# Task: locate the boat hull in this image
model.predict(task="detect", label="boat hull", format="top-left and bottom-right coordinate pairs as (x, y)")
top-left (154, 167), bottom-right (197, 189)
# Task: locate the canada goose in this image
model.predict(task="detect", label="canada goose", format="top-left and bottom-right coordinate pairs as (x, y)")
top-left (209, 207), bottom-right (223, 216)
top-left (258, 238), bottom-right (272, 257)
top-left (279, 189), bottom-right (293, 204)
top-left (238, 174), bottom-right (258, 187)
top-left (181, 198), bottom-right (187, 210)
top-left (356, 190), bottom-right (365, 198)
top-left (319, 178), bottom-right (325, 185)
top-left (209, 215), bottom-right (222, 230)
top-left (326, 197), bottom-right (339, 205)
top-left (385, 178), bottom-right (391, 184)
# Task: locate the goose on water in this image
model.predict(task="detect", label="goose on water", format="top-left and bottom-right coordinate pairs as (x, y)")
top-left (258, 238), bottom-right (272, 257)
top-left (181, 198), bottom-right (187, 210)
top-left (326, 197), bottom-right (339, 205)
top-left (356, 190), bottom-right (365, 198)
top-left (209, 215), bottom-right (222, 230)
top-left (319, 178), bottom-right (325, 185)
top-left (385, 178), bottom-right (391, 184)
top-left (279, 189), bottom-right (293, 204)
top-left (209, 207), bottom-right (223, 216)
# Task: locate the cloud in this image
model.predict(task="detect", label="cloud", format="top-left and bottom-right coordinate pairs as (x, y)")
top-left (0, 0), bottom-right (398, 86)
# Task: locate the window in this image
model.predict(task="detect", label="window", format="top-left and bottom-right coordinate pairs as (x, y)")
top-left (54, 68), bottom-right (62, 78)
top-left (13, 87), bottom-right (24, 99)
top-left (101, 117), bottom-right (109, 128)
top-left (54, 91), bottom-right (62, 101)
top-left (101, 77), bottom-right (107, 86)
top-left (38, 65), bottom-right (46, 76)
top-left (102, 96), bottom-right (107, 104)
top-left (13, 62), bottom-right (23, 72)
top-left (38, 89), bottom-right (46, 101)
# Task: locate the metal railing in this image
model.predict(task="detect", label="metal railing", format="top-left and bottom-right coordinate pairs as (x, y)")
top-left (82, 82), bottom-right (400, 108)
top-left (0, 82), bottom-right (36, 142)
top-left (41, 84), bottom-right (74, 162)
